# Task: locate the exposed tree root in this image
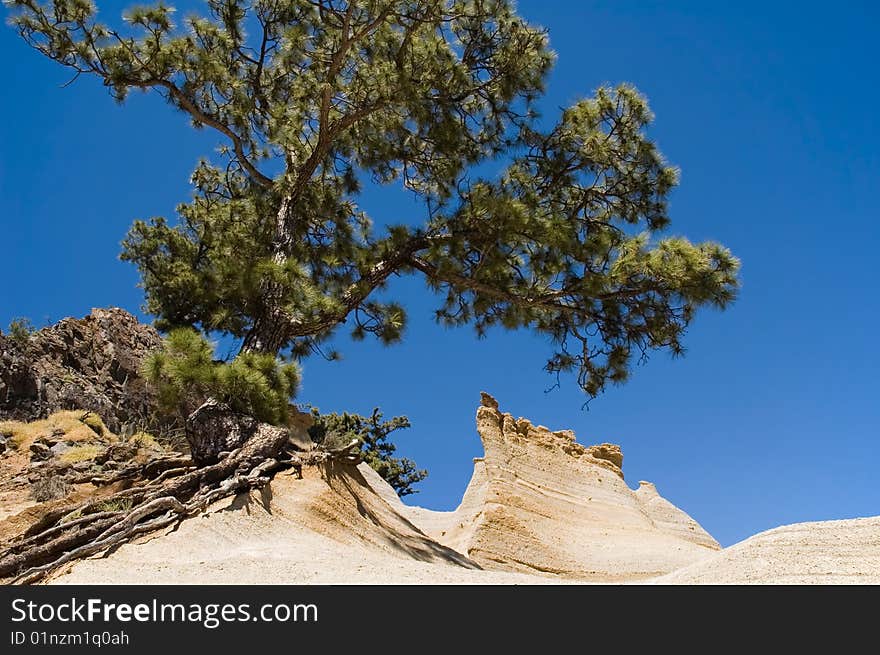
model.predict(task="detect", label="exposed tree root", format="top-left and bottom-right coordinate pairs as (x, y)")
top-left (84, 455), bottom-right (195, 487)
top-left (0, 405), bottom-right (363, 585)
top-left (0, 412), bottom-right (281, 582)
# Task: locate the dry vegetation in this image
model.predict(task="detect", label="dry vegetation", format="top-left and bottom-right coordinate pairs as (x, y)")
top-left (58, 445), bottom-right (104, 464)
top-left (0, 405), bottom-right (359, 584)
top-left (0, 411), bottom-right (113, 452)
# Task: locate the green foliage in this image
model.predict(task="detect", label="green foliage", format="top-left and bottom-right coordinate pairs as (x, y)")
top-left (7, 1), bottom-right (741, 398)
top-left (7, 317), bottom-right (35, 344)
top-left (95, 497), bottom-right (134, 513)
top-left (309, 408), bottom-right (427, 497)
top-left (144, 328), bottom-right (300, 425)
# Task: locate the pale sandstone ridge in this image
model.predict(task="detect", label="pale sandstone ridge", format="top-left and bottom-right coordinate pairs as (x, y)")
top-left (382, 392), bottom-right (720, 580)
top-left (656, 516), bottom-right (880, 584)
top-left (44, 394), bottom-right (880, 585)
top-left (49, 392), bottom-right (719, 584)
top-left (52, 463), bottom-right (545, 585)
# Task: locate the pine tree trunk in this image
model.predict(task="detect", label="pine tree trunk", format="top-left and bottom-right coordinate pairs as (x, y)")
top-left (186, 199), bottom-right (294, 463)
top-left (240, 306), bottom-right (292, 355)
top-left (185, 399), bottom-right (269, 466)
top-left (239, 196), bottom-right (294, 356)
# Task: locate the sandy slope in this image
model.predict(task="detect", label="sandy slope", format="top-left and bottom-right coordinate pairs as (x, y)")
top-left (42, 394), bottom-right (880, 585)
top-left (655, 516), bottom-right (880, 584)
top-left (52, 464), bottom-right (546, 585)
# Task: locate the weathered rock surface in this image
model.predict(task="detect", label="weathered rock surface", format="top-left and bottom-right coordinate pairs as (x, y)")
top-left (30, 393), bottom-right (880, 585)
top-left (657, 516), bottom-right (880, 584)
top-left (0, 308), bottom-right (161, 432)
top-left (389, 392), bottom-right (720, 580)
top-left (185, 400), bottom-right (262, 465)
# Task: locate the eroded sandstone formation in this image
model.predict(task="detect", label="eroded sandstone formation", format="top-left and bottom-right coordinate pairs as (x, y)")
top-left (392, 392), bottom-right (720, 580)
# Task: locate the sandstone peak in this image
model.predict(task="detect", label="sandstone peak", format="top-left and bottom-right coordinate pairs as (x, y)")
top-left (386, 394), bottom-right (721, 579)
top-left (479, 391), bottom-right (499, 410)
top-left (476, 392), bottom-right (625, 479)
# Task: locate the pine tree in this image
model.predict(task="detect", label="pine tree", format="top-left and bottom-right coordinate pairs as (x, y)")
top-left (143, 328), bottom-right (300, 425)
top-left (7, 0), bottom-right (739, 398)
top-left (309, 408), bottom-right (426, 496)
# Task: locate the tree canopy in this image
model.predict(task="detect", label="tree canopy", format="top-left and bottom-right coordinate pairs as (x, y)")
top-left (6, 0), bottom-right (739, 397)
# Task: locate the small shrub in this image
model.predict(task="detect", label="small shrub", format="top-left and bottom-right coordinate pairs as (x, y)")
top-left (95, 497), bottom-right (133, 513)
top-left (128, 431), bottom-right (159, 450)
top-left (59, 444), bottom-right (103, 464)
top-left (321, 429), bottom-right (358, 452)
top-left (30, 477), bottom-right (71, 502)
top-left (309, 408), bottom-right (427, 497)
top-left (78, 411), bottom-right (105, 436)
top-left (7, 317), bottom-right (35, 344)
top-left (144, 328), bottom-right (300, 425)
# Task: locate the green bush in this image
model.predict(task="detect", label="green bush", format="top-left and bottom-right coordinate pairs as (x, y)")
top-left (7, 317), bottom-right (35, 344)
top-left (309, 408), bottom-right (427, 497)
top-left (144, 328), bottom-right (300, 425)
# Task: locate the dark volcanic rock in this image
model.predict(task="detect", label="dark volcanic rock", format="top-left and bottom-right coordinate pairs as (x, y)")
top-left (29, 442), bottom-right (52, 462)
top-left (0, 308), bottom-right (162, 432)
top-left (185, 399), bottom-right (261, 466)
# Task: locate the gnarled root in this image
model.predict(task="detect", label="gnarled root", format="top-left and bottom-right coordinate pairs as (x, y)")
top-left (0, 407), bottom-right (292, 584)
top-left (0, 401), bottom-right (368, 585)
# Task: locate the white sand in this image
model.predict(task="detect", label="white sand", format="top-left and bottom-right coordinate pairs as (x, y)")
top-left (52, 465), bottom-right (551, 585)
top-left (655, 516), bottom-right (880, 584)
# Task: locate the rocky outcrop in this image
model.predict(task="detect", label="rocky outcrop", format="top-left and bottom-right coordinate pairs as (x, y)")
top-left (391, 392), bottom-right (720, 580)
top-left (0, 308), bottom-right (162, 432)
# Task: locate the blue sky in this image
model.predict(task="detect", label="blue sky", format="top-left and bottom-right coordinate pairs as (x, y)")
top-left (1, 1), bottom-right (877, 547)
